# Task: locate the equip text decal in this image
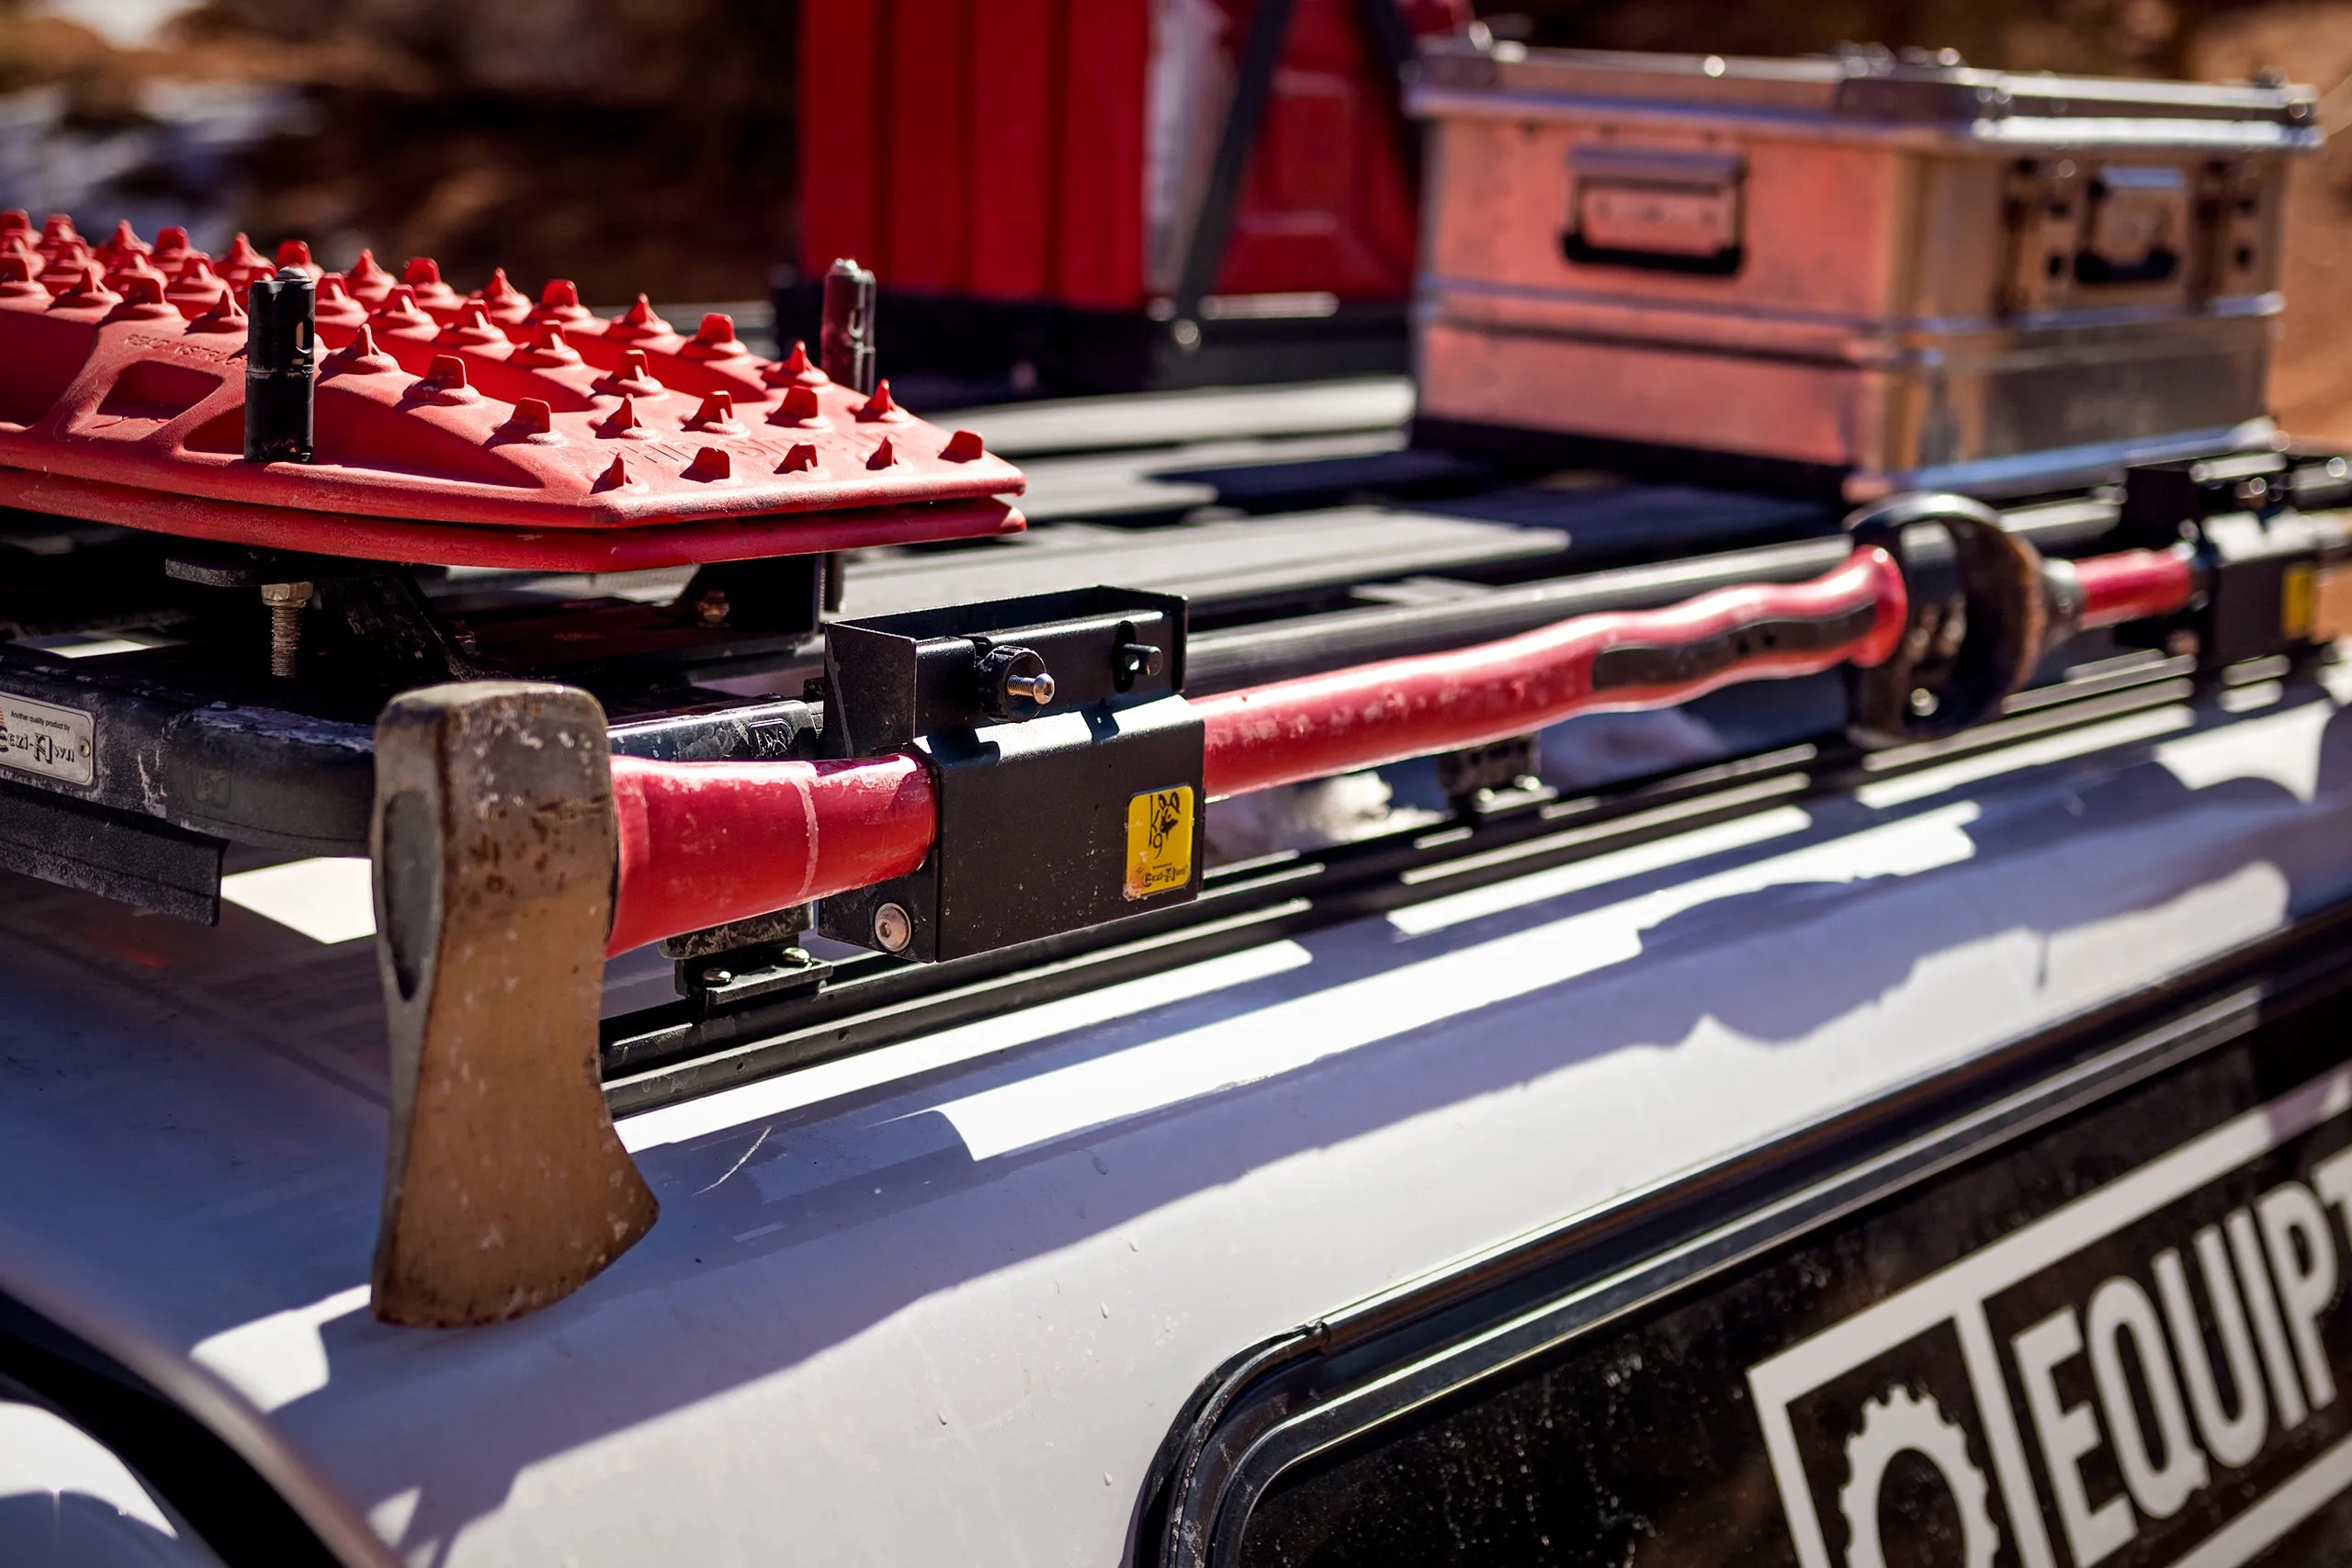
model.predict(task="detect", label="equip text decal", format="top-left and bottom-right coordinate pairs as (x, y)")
top-left (1753, 1069), bottom-right (2352, 1568)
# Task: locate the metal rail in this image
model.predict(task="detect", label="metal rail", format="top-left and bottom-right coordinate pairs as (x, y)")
top-left (598, 635), bottom-right (2242, 1115)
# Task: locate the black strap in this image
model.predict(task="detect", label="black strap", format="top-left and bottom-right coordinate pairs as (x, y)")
top-left (1354, 0), bottom-right (1424, 215)
top-left (1171, 0), bottom-right (1300, 330)
top-left (1352, 0), bottom-right (1414, 84)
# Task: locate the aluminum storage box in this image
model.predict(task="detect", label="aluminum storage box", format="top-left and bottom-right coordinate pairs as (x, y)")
top-left (1405, 41), bottom-right (2321, 499)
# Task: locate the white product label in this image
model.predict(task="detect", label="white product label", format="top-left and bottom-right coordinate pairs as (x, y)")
top-left (0, 695), bottom-right (95, 786)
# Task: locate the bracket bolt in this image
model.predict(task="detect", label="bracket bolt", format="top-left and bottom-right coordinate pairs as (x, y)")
top-left (1115, 641), bottom-right (1164, 684)
top-left (873, 902), bottom-right (913, 954)
top-left (1004, 669), bottom-right (1056, 705)
top-left (976, 643), bottom-right (1055, 720)
top-left (260, 581), bottom-right (314, 679)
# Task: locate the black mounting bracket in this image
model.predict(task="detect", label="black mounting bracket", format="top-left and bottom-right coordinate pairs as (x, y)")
top-left (2114, 450), bottom-right (2352, 669)
top-left (817, 587), bottom-right (1204, 963)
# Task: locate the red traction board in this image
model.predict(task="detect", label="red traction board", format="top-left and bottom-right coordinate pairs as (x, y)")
top-left (0, 214), bottom-right (1025, 570)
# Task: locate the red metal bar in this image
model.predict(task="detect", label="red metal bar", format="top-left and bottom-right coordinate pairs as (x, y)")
top-left (607, 754), bottom-right (938, 957)
top-left (1214, 0), bottom-right (1420, 299)
top-left (969, 0), bottom-right (1060, 300)
top-left (2073, 544), bottom-right (2199, 630)
top-left (1057, 0), bottom-right (1151, 308)
top-left (886, 0), bottom-right (972, 293)
top-left (797, 0), bottom-right (886, 279)
top-left (1195, 546), bottom-right (1908, 798)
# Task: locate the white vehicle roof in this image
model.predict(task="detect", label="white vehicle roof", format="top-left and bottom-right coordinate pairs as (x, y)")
top-left (0, 675), bottom-right (2347, 1566)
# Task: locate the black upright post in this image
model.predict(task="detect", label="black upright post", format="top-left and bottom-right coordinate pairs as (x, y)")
top-left (244, 269), bottom-right (317, 465)
top-left (821, 259), bottom-right (877, 396)
top-left (819, 259), bottom-right (877, 613)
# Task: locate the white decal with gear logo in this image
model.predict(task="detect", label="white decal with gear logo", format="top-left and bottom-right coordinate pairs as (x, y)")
top-left (1837, 1385), bottom-right (1999, 1568)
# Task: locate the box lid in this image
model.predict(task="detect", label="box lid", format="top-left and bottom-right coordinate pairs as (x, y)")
top-left (1408, 39), bottom-right (2322, 150)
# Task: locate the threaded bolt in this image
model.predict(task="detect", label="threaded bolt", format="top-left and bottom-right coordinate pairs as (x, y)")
top-left (260, 581), bottom-right (314, 679)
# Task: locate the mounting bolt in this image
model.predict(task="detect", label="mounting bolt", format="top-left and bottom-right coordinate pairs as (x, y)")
top-left (695, 588), bottom-right (730, 628)
top-left (976, 643), bottom-right (1054, 721)
top-left (1004, 669), bottom-right (1056, 705)
top-left (260, 581), bottom-right (314, 678)
top-left (872, 902), bottom-right (913, 954)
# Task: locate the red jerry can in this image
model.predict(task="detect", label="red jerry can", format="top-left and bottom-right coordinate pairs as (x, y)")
top-left (789, 0), bottom-right (1471, 392)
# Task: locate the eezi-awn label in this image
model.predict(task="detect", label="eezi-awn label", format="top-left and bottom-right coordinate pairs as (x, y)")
top-left (0, 695), bottom-right (93, 786)
top-left (1751, 1069), bottom-right (2352, 1568)
top-left (1124, 784), bottom-right (1193, 899)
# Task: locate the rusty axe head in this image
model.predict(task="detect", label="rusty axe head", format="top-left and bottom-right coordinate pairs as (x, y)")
top-left (369, 682), bottom-right (657, 1328)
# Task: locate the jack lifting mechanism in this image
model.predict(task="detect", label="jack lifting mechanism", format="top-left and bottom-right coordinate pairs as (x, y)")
top-left (3, 210), bottom-right (2349, 1326)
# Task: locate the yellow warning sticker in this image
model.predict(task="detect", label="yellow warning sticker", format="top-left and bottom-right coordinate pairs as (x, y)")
top-left (1125, 784), bottom-right (1195, 900)
top-left (2284, 561), bottom-right (2317, 641)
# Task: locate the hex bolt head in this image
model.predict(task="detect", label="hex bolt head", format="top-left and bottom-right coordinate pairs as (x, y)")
top-left (872, 902), bottom-right (914, 954)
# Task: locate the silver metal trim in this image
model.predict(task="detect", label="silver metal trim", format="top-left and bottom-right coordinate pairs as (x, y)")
top-left (1848, 419), bottom-right (2281, 502)
top-left (1405, 85), bottom-right (2324, 153)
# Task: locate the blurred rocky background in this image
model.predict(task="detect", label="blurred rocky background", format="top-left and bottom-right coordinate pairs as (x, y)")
top-left (0, 0), bottom-right (796, 302)
top-left (1, 0), bottom-right (2347, 431)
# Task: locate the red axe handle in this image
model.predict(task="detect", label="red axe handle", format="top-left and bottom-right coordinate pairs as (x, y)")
top-left (595, 537), bottom-right (2215, 955)
top-left (2071, 545), bottom-right (2199, 631)
top-left (606, 753), bottom-right (938, 957)
top-left (1193, 545), bottom-right (1909, 800)
top-left (596, 549), bottom-right (1910, 953)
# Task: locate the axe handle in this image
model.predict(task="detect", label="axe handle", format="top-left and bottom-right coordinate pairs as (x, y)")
top-left (1194, 547), bottom-right (1907, 799)
top-left (607, 752), bottom-right (936, 956)
top-left (2074, 545), bottom-right (2199, 631)
top-left (597, 541), bottom-right (2207, 953)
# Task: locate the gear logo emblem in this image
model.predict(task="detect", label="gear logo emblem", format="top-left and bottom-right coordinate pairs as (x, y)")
top-left (1836, 1385), bottom-right (2000, 1568)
